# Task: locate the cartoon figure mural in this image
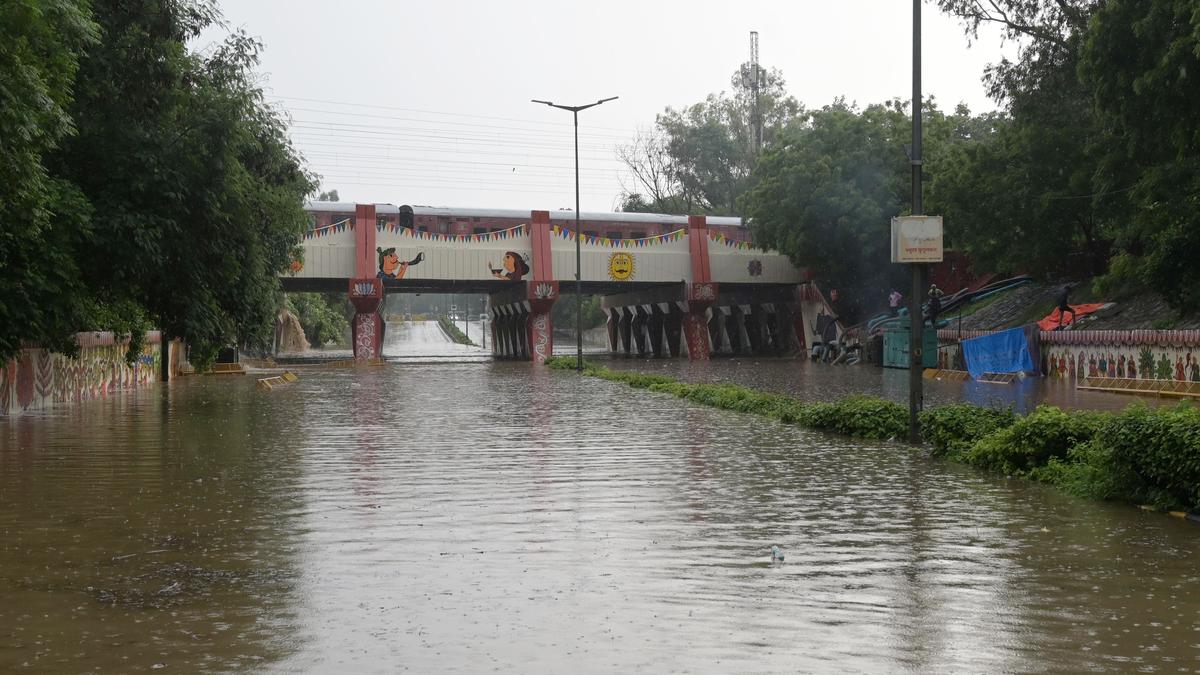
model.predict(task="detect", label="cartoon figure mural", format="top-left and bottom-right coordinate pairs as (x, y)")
top-left (607, 252), bottom-right (635, 281)
top-left (377, 247), bottom-right (424, 280)
top-left (488, 251), bottom-right (529, 281)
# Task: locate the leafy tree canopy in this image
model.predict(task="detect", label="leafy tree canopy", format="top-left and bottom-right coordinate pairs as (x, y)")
top-left (619, 64), bottom-right (802, 215)
top-left (1, 0), bottom-right (315, 367)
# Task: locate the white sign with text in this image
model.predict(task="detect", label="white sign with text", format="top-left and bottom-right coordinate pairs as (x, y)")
top-left (891, 215), bottom-right (944, 263)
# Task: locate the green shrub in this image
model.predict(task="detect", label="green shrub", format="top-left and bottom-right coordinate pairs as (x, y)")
top-left (1032, 436), bottom-right (1151, 505)
top-left (1105, 404), bottom-right (1200, 510)
top-left (920, 404), bottom-right (1017, 460)
top-left (963, 405), bottom-right (1105, 475)
top-left (830, 396), bottom-right (908, 440)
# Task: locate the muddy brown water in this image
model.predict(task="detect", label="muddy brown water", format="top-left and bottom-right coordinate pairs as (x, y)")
top-left (1, 324), bottom-right (1197, 672)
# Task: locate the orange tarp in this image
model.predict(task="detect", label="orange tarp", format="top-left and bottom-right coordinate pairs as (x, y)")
top-left (1037, 303), bottom-right (1108, 331)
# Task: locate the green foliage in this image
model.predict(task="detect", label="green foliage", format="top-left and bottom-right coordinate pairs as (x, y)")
top-left (1, 0), bottom-right (315, 365)
top-left (962, 405), bottom-right (1105, 476)
top-left (0, 0), bottom-right (97, 361)
top-left (619, 65), bottom-right (802, 215)
top-left (437, 315), bottom-right (475, 346)
top-left (742, 100), bottom-right (910, 310)
top-left (933, 0), bottom-right (1200, 308)
top-left (1104, 404), bottom-right (1200, 510)
top-left (287, 293), bottom-right (349, 347)
top-left (797, 396), bottom-right (908, 440)
top-left (551, 294), bottom-right (607, 331)
top-left (919, 404), bottom-right (1016, 459)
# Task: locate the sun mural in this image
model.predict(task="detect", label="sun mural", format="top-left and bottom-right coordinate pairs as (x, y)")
top-left (607, 252), bottom-right (635, 281)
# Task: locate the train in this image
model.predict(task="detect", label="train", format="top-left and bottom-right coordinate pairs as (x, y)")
top-left (303, 202), bottom-right (750, 242)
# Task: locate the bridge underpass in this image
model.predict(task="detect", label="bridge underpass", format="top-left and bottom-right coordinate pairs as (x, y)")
top-left (283, 204), bottom-right (837, 363)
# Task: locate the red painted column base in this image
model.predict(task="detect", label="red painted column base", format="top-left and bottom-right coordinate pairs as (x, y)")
top-left (349, 278), bottom-right (384, 361)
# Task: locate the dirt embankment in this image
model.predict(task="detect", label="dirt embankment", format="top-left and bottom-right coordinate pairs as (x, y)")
top-left (946, 283), bottom-right (1200, 332)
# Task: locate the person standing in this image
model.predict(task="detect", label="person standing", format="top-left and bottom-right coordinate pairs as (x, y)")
top-left (928, 284), bottom-right (944, 327)
top-left (1056, 283), bottom-right (1076, 328)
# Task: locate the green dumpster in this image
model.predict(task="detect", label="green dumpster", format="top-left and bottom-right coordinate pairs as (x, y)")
top-left (883, 328), bottom-right (938, 369)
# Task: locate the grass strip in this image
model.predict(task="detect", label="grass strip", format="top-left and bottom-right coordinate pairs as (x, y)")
top-left (437, 315), bottom-right (476, 346)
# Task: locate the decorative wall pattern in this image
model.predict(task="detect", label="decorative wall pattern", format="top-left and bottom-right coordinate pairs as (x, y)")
top-left (935, 329), bottom-right (1200, 383)
top-left (0, 336), bottom-right (165, 416)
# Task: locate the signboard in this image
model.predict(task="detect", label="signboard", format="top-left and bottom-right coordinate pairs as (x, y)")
top-left (891, 215), bottom-right (944, 263)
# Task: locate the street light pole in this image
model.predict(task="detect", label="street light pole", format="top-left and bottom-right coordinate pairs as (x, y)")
top-left (532, 96), bottom-right (618, 372)
top-left (908, 0), bottom-right (925, 444)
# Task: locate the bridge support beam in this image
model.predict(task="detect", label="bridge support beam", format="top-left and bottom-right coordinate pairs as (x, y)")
top-left (665, 304), bottom-right (684, 358)
top-left (683, 282), bottom-right (716, 360)
top-left (632, 306), bottom-right (649, 356)
top-left (619, 308), bottom-right (633, 356)
top-left (606, 309), bottom-right (620, 352)
top-left (648, 305), bottom-right (666, 358)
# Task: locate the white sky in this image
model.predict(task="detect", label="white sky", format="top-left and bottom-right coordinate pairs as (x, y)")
top-left (199, 0), bottom-right (1014, 212)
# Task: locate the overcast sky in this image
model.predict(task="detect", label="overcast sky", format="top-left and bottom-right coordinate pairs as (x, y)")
top-left (199, 0), bottom-right (1015, 213)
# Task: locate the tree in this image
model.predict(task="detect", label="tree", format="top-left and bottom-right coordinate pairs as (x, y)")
top-left (743, 99), bottom-right (1008, 319)
top-left (619, 65), bottom-right (802, 215)
top-left (1081, 0), bottom-right (1200, 311)
top-left (316, 189), bottom-right (339, 202)
top-left (934, 0), bottom-right (1111, 278)
top-left (45, 0), bottom-right (315, 367)
top-left (0, 0), bottom-right (96, 362)
top-left (741, 100), bottom-right (910, 318)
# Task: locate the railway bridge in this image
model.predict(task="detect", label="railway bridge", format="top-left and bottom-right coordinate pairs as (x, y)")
top-left (283, 203), bottom-right (834, 362)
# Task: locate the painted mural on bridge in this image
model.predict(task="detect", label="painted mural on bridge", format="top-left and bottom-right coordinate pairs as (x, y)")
top-left (377, 247), bottom-right (424, 280)
top-left (487, 252), bottom-right (529, 281)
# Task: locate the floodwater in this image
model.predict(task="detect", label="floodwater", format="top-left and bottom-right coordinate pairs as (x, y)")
top-left (600, 355), bottom-right (1177, 415)
top-left (1, 322), bottom-right (1197, 673)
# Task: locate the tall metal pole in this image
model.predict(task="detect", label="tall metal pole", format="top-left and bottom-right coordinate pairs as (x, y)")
top-left (574, 110), bottom-right (583, 371)
top-left (531, 96), bottom-right (618, 372)
top-left (908, 0), bottom-right (925, 444)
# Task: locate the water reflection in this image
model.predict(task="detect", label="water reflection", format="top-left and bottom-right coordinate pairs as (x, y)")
top-left (1, 349), bottom-right (1197, 672)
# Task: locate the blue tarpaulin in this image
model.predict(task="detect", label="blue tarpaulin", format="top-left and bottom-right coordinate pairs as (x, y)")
top-left (961, 326), bottom-right (1035, 380)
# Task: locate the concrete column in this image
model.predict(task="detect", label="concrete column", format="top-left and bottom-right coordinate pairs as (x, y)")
top-left (606, 308), bottom-right (620, 352)
top-left (619, 308), bottom-right (633, 356)
top-left (665, 305), bottom-right (684, 358)
top-left (745, 307), bottom-right (765, 354)
top-left (632, 306), bottom-right (649, 356)
top-left (348, 277), bottom-right (384, 361)
top-left (528, 306), bottom-right (553, 363)
top-left (724, 306), bottom-right (744, 355)
top-left (648, 305), bottom-right (666, 358)
top-left (707, 311), bottom-right (726, 354)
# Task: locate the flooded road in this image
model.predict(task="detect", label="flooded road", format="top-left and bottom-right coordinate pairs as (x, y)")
top-left (1, 322), bottom-right (1198, 672)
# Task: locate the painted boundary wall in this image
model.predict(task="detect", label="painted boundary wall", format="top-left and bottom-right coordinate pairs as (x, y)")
top-left (937, 328), bottom-right (1200, 383)
top-left (0, 332), bottom-right (180, 416)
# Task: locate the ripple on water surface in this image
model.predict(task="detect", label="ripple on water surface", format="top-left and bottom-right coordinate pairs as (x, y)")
top-left (1, 359), bottom-right (1198, 673)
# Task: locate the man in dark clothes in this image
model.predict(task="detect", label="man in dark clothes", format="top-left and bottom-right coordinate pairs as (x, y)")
top-left (928, 284), bottom-right (944, 327)
top-left (1056, 284), bottom-right (1076, 328)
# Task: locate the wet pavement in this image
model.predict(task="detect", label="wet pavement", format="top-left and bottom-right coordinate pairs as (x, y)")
top-left (1, 322), bottom-right (1197, 672)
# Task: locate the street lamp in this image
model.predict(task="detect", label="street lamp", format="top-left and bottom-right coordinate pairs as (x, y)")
top-left (532, 96), bottom-right (619, 371)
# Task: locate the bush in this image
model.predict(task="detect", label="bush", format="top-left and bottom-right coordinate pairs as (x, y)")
top-left (963, 405), bottom-right (1105, 476)
top-left (828, 396), bottom-right (908, 440)
top-left (1032, 437), bottom-right (1150, 505)
top-left (1105, 404), bottom-right (1200, 510)
top-left (920, 404), bottom-right (1017, 460)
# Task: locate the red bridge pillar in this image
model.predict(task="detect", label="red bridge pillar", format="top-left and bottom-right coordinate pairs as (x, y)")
top-left (527, 210), bottom-right (558, 364)
top-left (349, 204), bottom-right (383, 361)
top-left (684, 215), bottom-right (716, 360)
